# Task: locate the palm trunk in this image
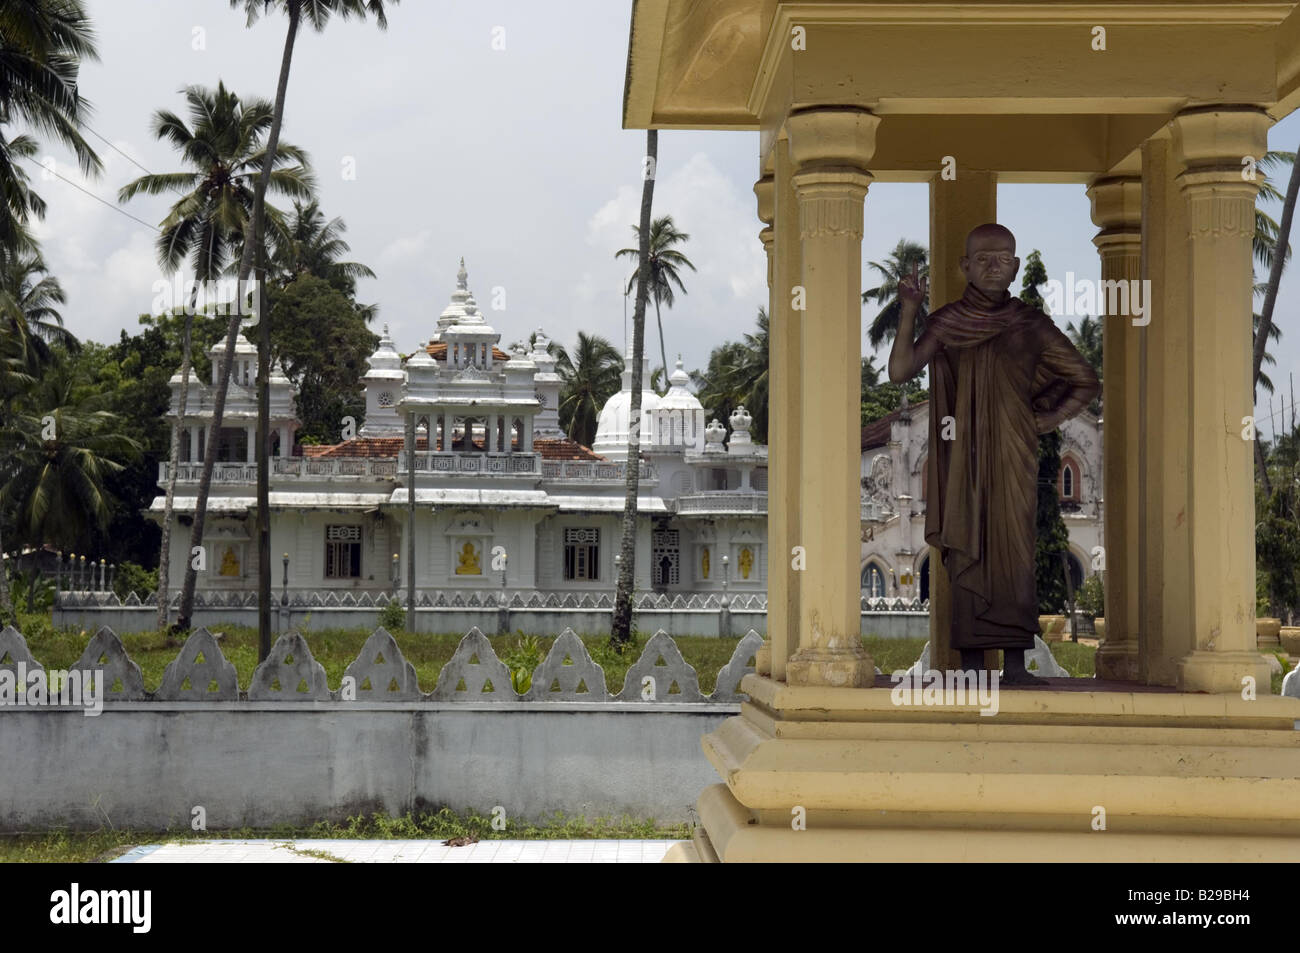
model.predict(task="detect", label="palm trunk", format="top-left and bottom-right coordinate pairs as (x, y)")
top-left (156, 302), bottom-right (195, 631)
top-left (611, 129), bottom-right (658, 646)
top-left (654, 294), bottom-right (669, 396)
top-left (1255, 434), bottom-right (1271, 498)
top-left (1255, 148), bottom-right (1300, 497)
top-left (256, 250), bottom-right (271, 661)
top-left (0, 519), bottom-right (13, 629)
top-left (176, 4), bottom-right (301, 631)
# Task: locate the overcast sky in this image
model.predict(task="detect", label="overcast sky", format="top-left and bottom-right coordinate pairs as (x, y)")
top-left (24, 1), bottom-right (1300, 438)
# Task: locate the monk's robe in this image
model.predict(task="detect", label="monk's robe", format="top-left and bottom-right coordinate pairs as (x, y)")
top-left (920, 283), bottom-right (1100, 650)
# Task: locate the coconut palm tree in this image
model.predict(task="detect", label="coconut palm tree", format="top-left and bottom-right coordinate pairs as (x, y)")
top-left (552, 332), bottom-right (622, 448)
top-left (0, 358), bottom-right (140, 555)
top-left (1254, 151), bottom-right (1296, 270)
top-left (268, 198), bottom-right (374, 292)
top-left (182, 0), bottom-right (395, 650)
top-left (694, 307), bottom-right (771, 443)
top-left (119, 79), bottom-right (313, 633)
top-left (1254, 150), bottom-right (1297, 497)
top-left (615, 214), bottom-right (695, 393)
top-left (0, 245), bottom-right (72, 371)
top-left (611, 129), bottom-right (658, 647)
top-left (0, 332), bottom-right (33, 625)
top-left (862, 239), bottom-right (929, 348)
top-left (1254, 309), bottom-right (1282, 396)
top-left (0, 0), bottom-right (102, 254)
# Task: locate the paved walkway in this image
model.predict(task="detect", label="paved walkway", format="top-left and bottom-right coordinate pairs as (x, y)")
top-left (112, 839), bottom-right (682, 863)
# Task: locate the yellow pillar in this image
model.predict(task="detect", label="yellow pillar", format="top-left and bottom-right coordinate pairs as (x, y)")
top-left (784, 107), bottom-right (877, 688)
top-left (1167, 107), bottom-right (1271, 693)
top-left (1088, 176), bottom-right (1142, 682)
top-left (763, 138), bottom-right (805, 682)
top-left (926, 168), bottom-right (997, 672)
top-left (754, 170), bottom-right (776, 677)
top-left (1139, 133), bottom-right (1192, 686)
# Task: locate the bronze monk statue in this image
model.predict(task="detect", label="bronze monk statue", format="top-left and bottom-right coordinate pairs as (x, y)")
top-left (888, 224), bottom-right (1101, 685)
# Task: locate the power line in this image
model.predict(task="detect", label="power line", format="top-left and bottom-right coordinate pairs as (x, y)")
top-left (80, 122), bottom-right (154, 179)
top-left (20, 153), bottom-right (158, 232)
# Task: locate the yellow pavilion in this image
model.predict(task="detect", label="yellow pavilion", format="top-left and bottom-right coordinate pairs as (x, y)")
top-left (623, 0), bottom-right (1300, 862)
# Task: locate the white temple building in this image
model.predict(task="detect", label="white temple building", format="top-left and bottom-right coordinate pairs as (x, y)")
top-left (151, 261), bottom-right (769, 599)
top-left (149, 261), bottom-right (1100, 606)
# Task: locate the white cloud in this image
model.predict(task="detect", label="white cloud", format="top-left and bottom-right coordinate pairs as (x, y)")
top-left (377, 229), bottom-right (433, 266)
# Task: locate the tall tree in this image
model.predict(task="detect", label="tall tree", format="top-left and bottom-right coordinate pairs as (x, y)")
top-left (120, 80), bottom-right (312, 632)
top-left (693, 307), bottom-right (771, 442)
top-left (268, 197), bottom-right (375, 297)
top-left (267, 274), bottom-right (377, 442)
top-left (552, 331), bottom-right (622, 447)
top-left (615, 214), bottom-right (694, 392)
top-left (862, 239), bottom-right (929, 348)
top-left (0, 0), bottom-right (102, 253)
top-left (611, 131), bottom-right (657, 647)
top-left (1253, 150), bottom-right (1297, 497)
top-left (1021, 249), bottom-right (1071, 613)
top-left (0, 245), bottom-right (72, 370)
top-left (0, 354), bottom-right (140, 555)
top-left (176, 0), bottom-right (395, 651)
top-left (1065, 314), bottom-right (1103, 415)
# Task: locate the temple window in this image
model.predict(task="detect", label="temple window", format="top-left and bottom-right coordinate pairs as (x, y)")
top-left (563, 527), bottom-right (599, 581)
top-left (325, 525), bottom-right (362, 578)
top-left (861, 563), bottom-right (886, 598)
top-left (1060, 458), bottom-right (1079, 500)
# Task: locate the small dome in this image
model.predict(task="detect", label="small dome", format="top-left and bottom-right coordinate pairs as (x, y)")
top-left (658, 356), bottom-right (702, 412)
top-left (365, 325), bottom-right (403, 375)
top-left (592, 351), bottom-right (661, 459)
top-left (407, 342), bottom-right (435, 368)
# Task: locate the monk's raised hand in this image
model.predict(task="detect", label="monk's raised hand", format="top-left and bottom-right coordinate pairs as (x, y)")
top-left (899, 261), bottom-right (927, 309)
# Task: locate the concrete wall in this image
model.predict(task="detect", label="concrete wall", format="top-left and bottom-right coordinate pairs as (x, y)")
top-left (52, 606), bottom-right (931, 638)
top-left (0, 703), bottom-right (731, 831)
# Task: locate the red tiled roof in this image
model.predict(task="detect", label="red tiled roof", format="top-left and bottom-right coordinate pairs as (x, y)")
top-left (423, 341), bottom-right (511, 362)
top-left (296, 435), bottom-right (605, 461)
top-left (533, 438), bottom-right (605, 461)
top-left (301, 438), bottom-right (427, 458)
top-left (861, 399), bottom-right (929, 451)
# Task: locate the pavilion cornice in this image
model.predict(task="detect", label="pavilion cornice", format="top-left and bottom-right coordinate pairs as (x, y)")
top-left (624, 0), bottom-right (1300, 150)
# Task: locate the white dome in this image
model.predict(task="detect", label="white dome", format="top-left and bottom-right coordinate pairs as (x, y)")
top-left (658, 357), bottom-right (702, 412)
top-left (592, 352), bottom-right (660, 459)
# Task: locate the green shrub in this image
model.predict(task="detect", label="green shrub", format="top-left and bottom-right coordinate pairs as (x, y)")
top-left (1076, 573), bottom-right (1104, 619)
top-left (501, 634), bottom-right (544, 694)
top-left (113, 561), bottom-right (158, 602)
top-left (376, 600), bottom-right (407, 632)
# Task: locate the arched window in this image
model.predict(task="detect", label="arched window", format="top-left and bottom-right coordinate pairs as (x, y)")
top-left (1060, 457), bottom-right (1079, 500)
top-left (861, 563), bottom-right (886, 598)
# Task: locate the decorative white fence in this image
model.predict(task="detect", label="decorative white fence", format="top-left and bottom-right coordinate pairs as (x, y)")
top-left (0, 624), bottom-right (762, 705)
top-left (57, 587), bottom-right (929, 613)
top-left (403, 451), bottom-right (540, 475)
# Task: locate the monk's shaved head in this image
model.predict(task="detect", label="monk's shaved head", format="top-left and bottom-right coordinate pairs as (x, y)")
top-left (965, 223), bottom-right (1016, 256)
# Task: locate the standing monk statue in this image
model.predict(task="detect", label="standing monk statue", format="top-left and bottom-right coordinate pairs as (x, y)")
top-left (888, 224), bottom-right (1101, 684)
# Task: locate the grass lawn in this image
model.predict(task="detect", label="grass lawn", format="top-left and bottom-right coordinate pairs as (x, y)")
top-left (20, 618), bottom-right (749, 696)
top-left (0, 810), bottom-right (693, 863)
top-left (18, 615), bottom-right (1096, 695)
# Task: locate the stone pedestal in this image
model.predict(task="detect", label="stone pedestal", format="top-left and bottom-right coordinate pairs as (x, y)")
top-left (665, 676), bottom-right (1300, 862)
